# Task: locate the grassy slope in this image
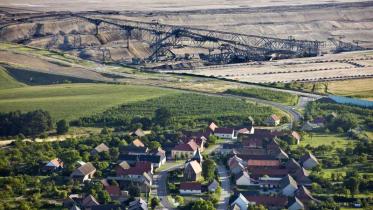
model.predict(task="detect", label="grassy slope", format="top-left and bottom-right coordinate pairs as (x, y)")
top-left (298, 133), bottom-right (352, 148)
top-left (0, 67), bottom-right (25, 89)
top-left (0, 83), bottom-right (177, 121)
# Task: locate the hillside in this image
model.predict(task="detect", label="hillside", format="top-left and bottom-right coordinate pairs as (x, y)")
top-left (0, 67), bottom-right (25, 89)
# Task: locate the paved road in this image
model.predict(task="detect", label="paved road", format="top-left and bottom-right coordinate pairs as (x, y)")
top-left (217, 165), bottom-right (231, 210)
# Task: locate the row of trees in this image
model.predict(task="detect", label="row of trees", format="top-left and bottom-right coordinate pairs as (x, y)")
top-left (225, 88), bottom-right (299, 105)
top-left (0, 110), bottom-right (53, 137)
top-left (0, 110), bottom-right (69, 138)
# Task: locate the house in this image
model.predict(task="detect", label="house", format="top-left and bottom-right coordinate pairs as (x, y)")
top-left (115, 161), bottom-right (130, 175)
top-left (70, 162), bottom-right (96, 182)
top-left (91, 143), bottom-right (109, 155)
top-left (117, 161), bottom-right (153, 177)
top-left (182, 136), bottom-right (206, 152)
top-left (128, 198), bottom-right (148, 210)
top-left (129, 128), bottom-right (146, 138)
top-left (179, 182), bottom-right (202, 195)
top-left (191, 148), bottom-right (203, 164)
top-left (132, 139), bottom-right (145, 147)
top-left (228, 155), bottom-right (246, 175)
top-left (257, 176), bottom-right (282, 188)
top-left (286, 159), bottom-right (302, 174)
top-left (247, 159), bottom-right (280, 168)
top-left (301, 121), bottom-right (322, 131)
top-left (287, 197), bottom-right (304, 210)
top-left (249, 168), bottom-right (288, 179)
top-left (208, 122), bottom-right (218, 132)
top-left (214, 127), bottom-right (237, 140)
top-left (300, 153), bottom-right (319, 170)
top-left (230, 193), bottom-right (249, 210)
top-left (244, 195), bottom-right (288, 209)
top-left (295, 185), bottom-right (318, 204)
top-left (312, 117), bottom-right (326, 126)
top-left (43, 158), bottom-right (64, 172)
top-left (184, 160), bottom-right (202, 181)
top-left (120, 145), bottom-right (148, 155)
top-left (237, 126), bottom-right (255, 135)
top-left (291, 131), bottom-right (301, 145)
top-left (208, 180), bottom-right (219, 192)
top-left (115, 170), bottom-right (152, 186)
top-left (293, 168), bottom-right (311, 186)
top-left (235, 171), bottom-right (251, 186)
top-left (171, 140), bottom-right (198, 159)
top-left (264, 114), bottom-right (281, 126)
top-left (118, 154), bottom-right (165, 168)
top-left (81, 195), bottom-right (100, 209)
top-left (280, 175), bottom-right (298, 196)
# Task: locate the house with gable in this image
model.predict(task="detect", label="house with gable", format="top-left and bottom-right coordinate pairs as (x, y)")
top-left (235, 171), bottom-right (251, 186)
top-left (184, 160), bottom-right (202, 181)
top-left (280, 175), bottom-right (298, 196)
top-left (300, 153), bottom-right (319, 169)
top-left (214, 127), bottom-right (237, 140)
top-left (90, 143), bottom-right (109, 156)
top-left (70, 162), bottom-right (96, 182)
top-left (171, 139), bottom-right (199, 159)
top-left (43, 158), bottom-right (64, 172)
top-left (264, 114), bottom-right (281, 126)
top-left (179, 182), bottom-right (202, 195)
top-left (230, 193), bottom-right (249, 210)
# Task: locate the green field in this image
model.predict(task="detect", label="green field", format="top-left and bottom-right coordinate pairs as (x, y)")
top-left (299, 133), bottom-right (352, 148)
top-left (0, 67), bottom-right (25, 89)
top-left (82, 93), bottom-right (276, 127)
top-left (225, 87), bottom-right (299, 105)
top-left (0, 83), bottom-right (177, 121)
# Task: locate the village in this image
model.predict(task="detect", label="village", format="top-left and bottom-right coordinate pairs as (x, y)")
top-left (38, 112), bottom-right (327, 210)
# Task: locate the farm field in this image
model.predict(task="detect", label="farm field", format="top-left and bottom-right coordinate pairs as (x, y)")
top-left (0, 83), bottom-right (177, 121)
top-left (327, 78), bottom-right (373, 101)
top-left (298, 133), bottom-right (352, 148)
top-left (81, 93), bottom-right (280, 128)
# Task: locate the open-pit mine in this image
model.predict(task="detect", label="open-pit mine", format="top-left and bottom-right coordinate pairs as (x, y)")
top-left (1, 0), bottom-right (373, 83)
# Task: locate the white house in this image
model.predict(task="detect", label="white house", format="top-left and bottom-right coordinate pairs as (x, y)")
top-left (179, 182), bottom-right (201, 195)
top-left (280, 175), bottom-right (298, 196)
top-left (208, 180), bottom-right (219, 192)
top-left (236, 171), bottom-right (251, 186)
top-left (300, 153), bottom-right (319, 170)
top-left (214, 127), bottom-right (237, 140)
top-left (230, 193), bottom-right (249, 210)
top-left (70, 162), bottom-right (96, 182)
top-left (288, 197), bottom-right (305, 210)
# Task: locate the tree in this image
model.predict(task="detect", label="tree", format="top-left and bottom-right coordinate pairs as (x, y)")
top-left (128, 185), bottom-right (140, 197)
top-left (175, 195), bottom-right (184, 206)
top-left (344, 176), bottom-right (360, 197)
top-left (150, 197), bottom-right (160, 209)
top-left (202, 159), bottom-right (217, 182)
top-left (208, 135), bottom-right (218, 145)
top-left (148, 141), bottom-right (161, 150)
top-left (154, 107), bottom-right (171, 126)
top-left (56, 119), bottom-right (69, 134)
top-left (191, 200), bottom-right (215, 210)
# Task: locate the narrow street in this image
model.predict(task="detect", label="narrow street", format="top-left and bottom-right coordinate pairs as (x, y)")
top-left (217, 165), bottom-right (231, 210)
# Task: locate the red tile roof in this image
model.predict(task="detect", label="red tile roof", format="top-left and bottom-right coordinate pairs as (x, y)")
top-left (105, 185), bottom-right (121, 196)
top-left (244, 195), bottom-right (288, 207)
top-left (180, 182), bottom-right (201, 190)
top-left (247, 159), bottom-right (280, 167)
top-left (116, 161), bottom-right (152, 176)
top-left (173, 140), bottom-right (198, 151)
top-left (214, 127), bottom-right (234, 134)
top-left (249, 168), bottom-right (288, 179)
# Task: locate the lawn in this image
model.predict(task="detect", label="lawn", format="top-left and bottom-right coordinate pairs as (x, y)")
top-left (0, 83), bottom-right (177, 121)
top-left (298, 133), bottom-right (352, 148)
